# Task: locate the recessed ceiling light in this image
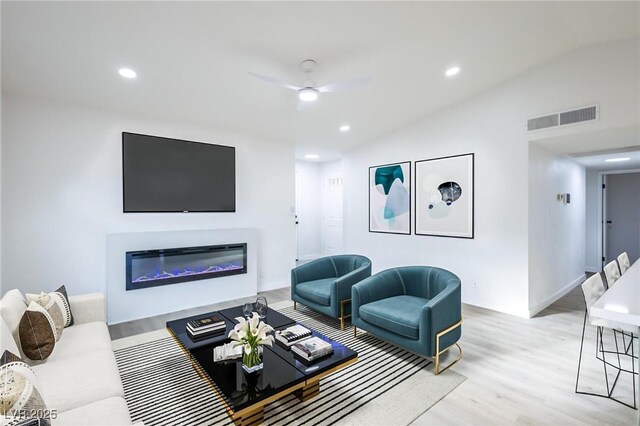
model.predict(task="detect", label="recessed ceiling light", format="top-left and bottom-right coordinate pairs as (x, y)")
top-left (340, 125), bottom-right (351, 132)
top-left (304, 154), bottom-right (319, 160)
top-left (298, 88), bottom-right (318, 102)
top-left (445, 66), bottom-right (460, 77)
top-left (118, 68), bottom-right (137, 79)
top-left (605, 157), bottom-right (631, 162)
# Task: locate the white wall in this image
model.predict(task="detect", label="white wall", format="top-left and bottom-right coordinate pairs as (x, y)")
top-left (321, 159), bottom-right (343, 175)
top-left (528, 144), bottom-right (585, 316)
top-left (295, 160), bottom-right (322, 260)
top-left (585, 169), bottom-right (601, 272)
top-left (343, 37), bottom-right (639, 317)
top-left (1, 95), bottom-right (296, 298)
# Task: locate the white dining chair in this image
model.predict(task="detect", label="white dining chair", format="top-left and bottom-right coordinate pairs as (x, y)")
top-left (603, 260), bottom-right (621, 288)
top-left (575, 273), bottom-right (637, 409)
top-left (617, 252), bottom-right (631, 274)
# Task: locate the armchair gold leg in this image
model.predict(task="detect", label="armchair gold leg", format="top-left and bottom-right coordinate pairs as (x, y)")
top-left (293, 301), bottom-right (297, 310)
top-left (354, 326), bottom-right (357, 337)
top-left (340, 299), bottom-right (351, 331)
top-left (434, 318), bottom-right (463, 375)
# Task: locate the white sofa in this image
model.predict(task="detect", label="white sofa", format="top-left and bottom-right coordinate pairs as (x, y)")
top-left (1, 289), bottom-right (134, 426)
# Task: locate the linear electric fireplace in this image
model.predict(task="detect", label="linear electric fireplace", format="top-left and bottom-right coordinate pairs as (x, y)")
top-left (125, 243), bottom-right (247, 291)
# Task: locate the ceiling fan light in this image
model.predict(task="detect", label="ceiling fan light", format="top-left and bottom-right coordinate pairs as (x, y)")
top-left (299, 88), bottom-right (318, 102)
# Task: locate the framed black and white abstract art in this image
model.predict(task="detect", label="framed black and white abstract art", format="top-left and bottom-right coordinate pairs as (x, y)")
top-left (414, 153), bottom-right (474, 239)
top-left (369, 161), bottom-right (411, 235)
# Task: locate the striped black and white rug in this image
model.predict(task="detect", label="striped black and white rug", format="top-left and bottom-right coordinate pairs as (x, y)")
top-left (113, 304), bottom-right (465, 426)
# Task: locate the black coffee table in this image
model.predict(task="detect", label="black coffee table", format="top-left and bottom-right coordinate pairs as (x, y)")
top-left (166, 305), bottom-right (357, 426)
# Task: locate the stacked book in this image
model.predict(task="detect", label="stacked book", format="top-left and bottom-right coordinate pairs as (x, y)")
top-left (291, 336), bottom-right (334, 362)
top-left (275, 324), bottom-right (313, 347)
top-left (186, 315), bottom-right (226, 341)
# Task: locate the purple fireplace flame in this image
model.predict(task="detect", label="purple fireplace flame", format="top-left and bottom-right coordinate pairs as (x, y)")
top-left (133, 263), bottom-right (243, 283)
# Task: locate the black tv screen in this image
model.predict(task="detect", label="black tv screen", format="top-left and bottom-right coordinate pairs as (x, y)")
top-left (122, 132), bottom-right (235, 213)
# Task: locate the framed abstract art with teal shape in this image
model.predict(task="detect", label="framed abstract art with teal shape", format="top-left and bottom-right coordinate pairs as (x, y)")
top-left (369, 161), bottom-right (411, 234)
top-left (415, 153), bottom-right (474, 239)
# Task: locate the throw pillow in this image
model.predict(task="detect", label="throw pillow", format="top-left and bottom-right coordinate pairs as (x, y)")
top-left (18, 303), bottom-right (57, 361)
top-left (0, 351), bottom-right (48, 422)
top-left (25, 285), bottom-right (73, 328)
top-left (4, 419), bottom-right (51, 426)
top-left (21, 294), bottom-right (63, 342)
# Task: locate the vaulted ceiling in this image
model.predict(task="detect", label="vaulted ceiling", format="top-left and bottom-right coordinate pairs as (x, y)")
top-left (2, 1), bottom-right (639, 160)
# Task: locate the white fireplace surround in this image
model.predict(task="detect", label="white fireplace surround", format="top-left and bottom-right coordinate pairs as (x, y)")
top-left (107, 228), bottom-right (258, 324)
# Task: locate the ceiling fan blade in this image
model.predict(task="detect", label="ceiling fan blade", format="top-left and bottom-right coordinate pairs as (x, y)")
top-left (317, 76), bottom-right (371, 93)
top-left (247, 72), bottom-right (302, 91)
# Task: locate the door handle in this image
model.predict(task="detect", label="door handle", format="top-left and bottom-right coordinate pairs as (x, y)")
top-left (606, 220), bottom-right (612, 224)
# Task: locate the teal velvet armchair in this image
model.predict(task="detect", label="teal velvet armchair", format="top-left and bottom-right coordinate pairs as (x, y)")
top-left (351, 266), bottom-right (462, 374)
top-left (291, 255), bottom-right (372, 329)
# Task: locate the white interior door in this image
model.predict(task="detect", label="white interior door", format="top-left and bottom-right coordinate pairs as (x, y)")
top-left (604, 172), bottom-right (640, 264)
top-left (322, 171), bottom-right (344, 255)
top-left (294, 170), bottom-right (300, 261)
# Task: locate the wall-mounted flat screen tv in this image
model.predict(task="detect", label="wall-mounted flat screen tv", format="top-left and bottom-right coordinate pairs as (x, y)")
top-left (122, 132), bottom-right (235, 213)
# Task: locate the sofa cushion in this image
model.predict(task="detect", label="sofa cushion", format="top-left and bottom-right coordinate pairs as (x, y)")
top-left (32, 350), bottom-right (125, 412)
top-left (1, 290), bottom-right (28, 347)
top-left (295, 278), bottom-right (335, 306)
top-left (359, 295), bottom-right (429, 340)
top-left (43, 322), bottom-right (112, 363)
top-left (53, 397), bottom-right (131, 426)
top-left (1, 318), bottom-right (20, 356)
top-left (19, 302), bottom-right (58, 361)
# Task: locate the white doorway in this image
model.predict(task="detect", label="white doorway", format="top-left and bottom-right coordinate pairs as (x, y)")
top-left (321, 170), bottom-right (344, 255)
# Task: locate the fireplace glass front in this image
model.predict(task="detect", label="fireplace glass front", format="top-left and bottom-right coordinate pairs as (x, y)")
top-left (126, 243), bottom-right (247, 291)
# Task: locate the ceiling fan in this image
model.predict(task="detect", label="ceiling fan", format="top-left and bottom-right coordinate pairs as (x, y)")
top-left (248, 59), bottom-right (370, 110)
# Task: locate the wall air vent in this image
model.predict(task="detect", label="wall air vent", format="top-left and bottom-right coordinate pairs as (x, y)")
top-left (527, 104), bottom-right (599, 132)
top-left (559, 105), bottom-right (597, 126)
top-left (527, 114), bottom-right (559, 131)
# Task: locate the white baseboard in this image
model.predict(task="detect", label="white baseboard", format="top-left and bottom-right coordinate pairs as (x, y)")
top-left (528, 274), bottom-right (586, 318)
top-left (585, 266), bottom-right (599, 273)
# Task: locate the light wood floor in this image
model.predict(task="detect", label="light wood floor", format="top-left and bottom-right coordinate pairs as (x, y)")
top-left (109, 285), bottom-right (637, 425)
top-left (414, 286), bottom-right (636, 425)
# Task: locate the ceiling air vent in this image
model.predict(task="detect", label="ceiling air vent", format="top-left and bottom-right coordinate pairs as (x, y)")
top-left (527, 104), bottom-right (599, 132)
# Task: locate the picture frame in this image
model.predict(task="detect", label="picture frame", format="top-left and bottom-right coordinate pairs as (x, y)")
top-left (414, 153), bottom-right (474, 239)
top-left (369, 161), bottom-right (411, 235)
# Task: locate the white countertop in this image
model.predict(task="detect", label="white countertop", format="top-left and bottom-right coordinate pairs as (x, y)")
top-left (591, 260), bottom-right (640, 327)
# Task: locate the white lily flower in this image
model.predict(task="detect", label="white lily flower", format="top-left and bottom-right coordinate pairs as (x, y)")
top-left (228, 329), bottom-right (239, 341)
top-left (249, 313), bottom-right (259, 333)
top-left (258, 335), bottom-right (274, 346)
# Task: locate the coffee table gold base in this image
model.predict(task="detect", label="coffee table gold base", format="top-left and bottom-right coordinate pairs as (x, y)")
top-left (294, 380), bottom-right (320, 402)
top-left (232, 406), bottom-right (264, 426)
